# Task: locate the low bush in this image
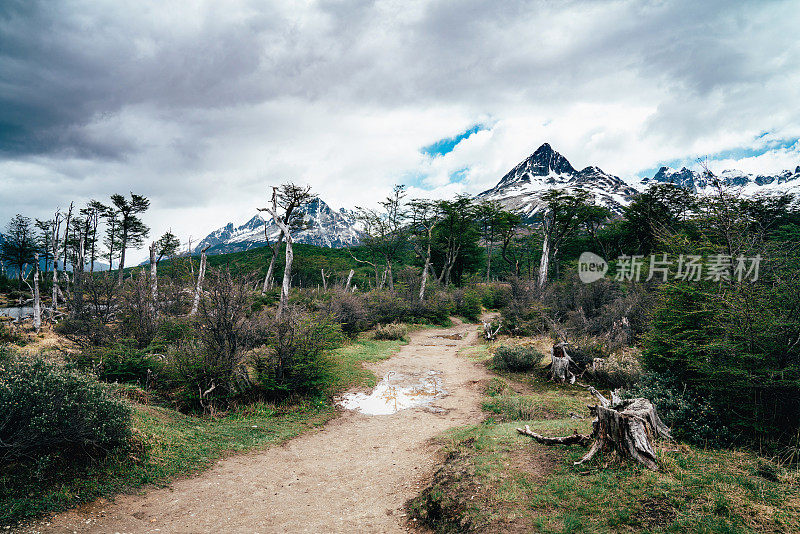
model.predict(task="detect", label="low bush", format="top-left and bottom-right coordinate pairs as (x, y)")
top-left (326, 292), bottom-right (368, 337)
top-left (73, 341), bottom-right (164, 386)
top-left (457, 288), bottom-right (482, 322)
top-left (53, 317), bottom-right (113, 347)
top-left (250, 308), bottom-right (344, 400)
top-left (591, 348), bottom-right (643, 389)
top-left (365, 290), bottom-right (410, 325)
top-left (480, 283), bottom-right (512, 309)
top-left (492, 345), bottom-right (544, 372)
top-left (623, 371), bottom-right (732, 447)
top-left (413, 291), bottom-right (455, 326)
top-left (0, 357), bottom-right (131, 465)
top-left (501, 301), bottom-right (548, 337)
top-left (373, 323), bottom-right (407, 341)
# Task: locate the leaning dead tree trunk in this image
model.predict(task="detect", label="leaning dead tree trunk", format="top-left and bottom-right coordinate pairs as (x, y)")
top-left (149, 241), bottom-right (158, 314)
top-left (517, 387), bottom-right (672, 470)
top-left (344, 269), bottom-right (355, 293)
top-left (190, 246), bottom-right (210, 316)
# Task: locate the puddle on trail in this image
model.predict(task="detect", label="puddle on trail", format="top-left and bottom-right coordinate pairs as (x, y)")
top-left (337, 371), bottom-right (447, 415)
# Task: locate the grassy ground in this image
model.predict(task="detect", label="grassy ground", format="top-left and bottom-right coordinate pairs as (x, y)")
top-left (0, 335), bottom-right (407, 526)
top-left (408, 343), bottom-right (800, 533)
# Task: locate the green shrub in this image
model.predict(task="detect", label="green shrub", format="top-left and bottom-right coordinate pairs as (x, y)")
top-left (250, 309), bottom-right (344, 400)
top-left (413, 291), bottom-right (454, 325)
top-left (591, 348), bottom-right (643, 389)
top-left (623, 371), bottom-right (732, 447)
top-left (365, 290), bottom-right (410, 324)
top-left (480, 283), bottom-right (512, 309)
top-left (500, 301), bottom-right (548, 337)
top-left (326, 292), bottom-right (368, 337)
top-left (0, 357), bottom-right (131, 464)
top-left (457, 288), bottom-right (482, 322)
top-left (53, 317), bottom-right (113, 347)
top-left (373, 323), bottom-right (407, 341)
top-left (492, 345), bottom-right (544, 372)
top-left (643, 281), bottom-right (800, 448)
top-left (73, 340), bottom-right (164, 385)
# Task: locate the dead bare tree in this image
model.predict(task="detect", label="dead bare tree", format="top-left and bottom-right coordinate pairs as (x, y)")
top-left (50, 210), bottom-right (64, 310)
top-left (517, 387), bottom-right (672, 470)
top-left (344, 269), bottom-right (355, 293)
top-left (190, 245), bottom-right (210, 316)
top-left (259, 185), bottom-right (311, 294)
top-left (258, 184), bottom-right (312, 316)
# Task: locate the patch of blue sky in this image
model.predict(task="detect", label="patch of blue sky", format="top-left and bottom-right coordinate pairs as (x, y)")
top-left (638, 135), bottom-right (799, 179)
top-left (449, 167), bottom-right (470, 183)
top-left (420, 124), bottom-right (488, 158)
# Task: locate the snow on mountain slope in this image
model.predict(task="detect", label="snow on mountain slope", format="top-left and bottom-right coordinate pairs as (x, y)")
top-left (195, 197), bottom-right (361, 254)
top-left (641, 165), bottom-right (800, 195)
top-left (477, 143), bottom-right (639, 217)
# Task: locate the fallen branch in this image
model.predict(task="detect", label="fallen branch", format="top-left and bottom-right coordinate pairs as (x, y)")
top-left (516, 425), bottom-right (592, 446)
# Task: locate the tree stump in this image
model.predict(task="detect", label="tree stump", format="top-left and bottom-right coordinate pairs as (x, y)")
top-left (550, 343), bottom-right (576, 384)
top-left (517, 387), bottom-right (672, 470)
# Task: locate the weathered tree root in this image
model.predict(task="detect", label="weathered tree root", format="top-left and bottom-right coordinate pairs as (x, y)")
top-left (517, 387), bottom-right (673, 471)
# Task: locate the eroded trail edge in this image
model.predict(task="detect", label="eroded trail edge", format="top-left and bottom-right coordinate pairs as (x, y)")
top-left (37, 320), bottom-right (490, 534)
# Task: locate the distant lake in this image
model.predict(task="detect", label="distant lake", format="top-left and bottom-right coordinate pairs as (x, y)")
top-left (0, 307), bottom-right (34, 320)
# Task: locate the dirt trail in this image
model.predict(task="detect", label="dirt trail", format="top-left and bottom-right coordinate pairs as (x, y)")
top-left (33, 319), bottom-right (491, 534)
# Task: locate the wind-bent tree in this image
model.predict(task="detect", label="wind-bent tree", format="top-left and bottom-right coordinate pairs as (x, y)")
top-left (110, 193), bottom-right (150, 283)
top-left (478, 201), bottom-right (521, 282)
top-left (260, 185), bottom-right (312, 294)
top-left (433, 196), bottom-right (479, 287)
top-left (34, 219), bottom-right (54, 280)
top-left (356, 185), bottom-right (408, 292)
top-left (81, 200), bottom-right (109, 272)
top-left (258, 183), bottom-right (312, 315)
top-left (0, 214), bottom-right (36, 286)
top-left (148, 230), bottom-right (180, 308)
top-left (537, 189), bottom-right (596, 287)
top-left (103, 209), bottom-right (121, 270)
top-left (409, 199), bottom-right (440, 300)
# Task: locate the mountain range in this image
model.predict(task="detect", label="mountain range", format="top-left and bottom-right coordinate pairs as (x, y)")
top-left (477, 143), bottom-right (639, 218)
top-left (196, 143), bottom-right (799, 253)
top-left (194, 197), bottom-right (361, 254)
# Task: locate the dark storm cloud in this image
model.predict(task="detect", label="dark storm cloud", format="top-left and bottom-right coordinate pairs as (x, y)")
top-left (1, 0), bottom-right (799, 258)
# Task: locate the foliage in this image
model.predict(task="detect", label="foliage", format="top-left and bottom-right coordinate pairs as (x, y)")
top-left (249, 308), bottom-right (344, 400)
top-left (72, 340), bottom-right (164, 386)
top-left (590, 347), bottom-right (643, 389)
top-left (623, 371), bottom-right (732, 447)
top-left (0, 356), bottom-right (131, 465)
top-left (492, 344), bottom-right (544, 372)
top-left (455, 287), bottom-right (482, 322)
top-left (373, 323), bottom-right (408, 341)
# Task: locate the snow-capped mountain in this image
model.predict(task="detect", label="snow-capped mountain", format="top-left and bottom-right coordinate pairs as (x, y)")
top-left (641, 165), bottom-right (800, 194)
top-left (195, 197), bottom-right (361, 254)
top-left (477, 143), bottom-right (639, 217)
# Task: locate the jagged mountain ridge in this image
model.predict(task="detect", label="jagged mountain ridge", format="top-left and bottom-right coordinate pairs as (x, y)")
top-left (477, 143), bottom-right (640, 218)
top-left (641, 165), bottom-right (800, 194)
top-left (195, 197), bottom-right (361, 254)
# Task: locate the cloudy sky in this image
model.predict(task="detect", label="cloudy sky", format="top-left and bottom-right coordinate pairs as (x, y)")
top-left (2, 0), bottom-right (799, 261)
